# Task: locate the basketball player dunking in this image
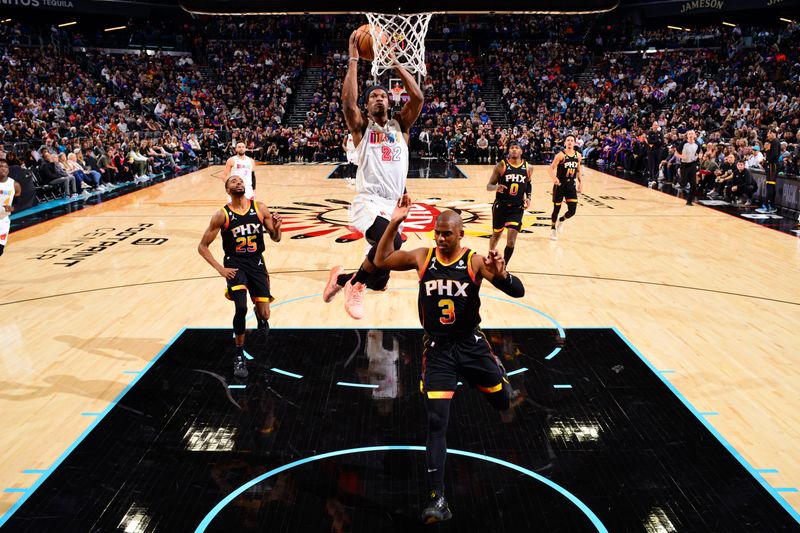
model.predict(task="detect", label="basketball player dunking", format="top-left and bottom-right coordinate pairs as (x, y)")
top-left (548, 134), bottom-right (583, 241)
top-left (224, 142), bottom-right (256, 201)
top-left (374, 197), bottom-right (525, 523)
top-left (486, 140), bottom-right (532, 265)
top-left (198, 176), bottom-right (282, 379)
top-left (0, 160), bottom-right (22, 257)
top-left (322, 30), bottom-right (424, 319)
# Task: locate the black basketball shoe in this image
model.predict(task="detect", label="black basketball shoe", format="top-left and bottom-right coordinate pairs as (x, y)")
top-left (421, 489), bottom-right (452, 524)
top-left (233, 347), bottom-right (248, 379)
top-left (256, 314), bottom-right (270, 341)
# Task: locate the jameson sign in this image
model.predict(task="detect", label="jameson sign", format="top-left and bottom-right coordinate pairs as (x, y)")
top-left (681, 0), bottom-right (723, 11)
top-left (627, 0), bottom-right (799, 14)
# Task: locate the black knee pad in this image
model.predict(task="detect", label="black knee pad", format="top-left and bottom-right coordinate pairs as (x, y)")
top-left (365, 217), bottom-right (403, 244)
top-left (365, 231), bottom-right (403, 265)
top-left (365, 268), bottom-right (391, 291)
top-left (486, 381), bottom-right (512, 411)
top-left (426, 399), bottom-right (450, 435)
top-left (565, 202), bottom-right (577, 218)
top-left (232, 291), bottom-right (248, 335)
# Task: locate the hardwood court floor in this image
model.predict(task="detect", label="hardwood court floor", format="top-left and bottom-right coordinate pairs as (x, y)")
top-left (0, 164), bottom-right (798, 517)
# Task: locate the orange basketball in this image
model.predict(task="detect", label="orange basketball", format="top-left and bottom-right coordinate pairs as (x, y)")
top-left (354, 24), bottom-right (386, 62)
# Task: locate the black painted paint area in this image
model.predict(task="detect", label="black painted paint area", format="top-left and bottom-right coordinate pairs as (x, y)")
top-left (328, 161), bottom-right (468, 180)
top-left (3, 329), bottom-right (797, 532)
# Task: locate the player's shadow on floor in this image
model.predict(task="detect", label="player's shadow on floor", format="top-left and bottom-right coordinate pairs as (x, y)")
top-left (0, 374), bottom-right (123, 402)
top-left (54, 334), bottom-right (165, 362)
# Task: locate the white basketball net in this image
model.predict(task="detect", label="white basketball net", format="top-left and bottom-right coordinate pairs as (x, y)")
top-left (364, 12), bottom-right (434, 80)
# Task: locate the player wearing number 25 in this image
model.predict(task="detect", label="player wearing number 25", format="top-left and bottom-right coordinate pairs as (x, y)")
top-left (198, 175), bottom-right (282, 378)
top-left (373, 197), bottom-right (525, 524)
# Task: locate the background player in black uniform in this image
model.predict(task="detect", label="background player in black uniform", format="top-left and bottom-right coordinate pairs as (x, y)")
top-left (759, 129), bottom-right (780, 213)
top-left (548, 134), bottom-right (583, 241)
top-left (374, 197), bottom-right (525, 524)
top-left (486, 140), bottom-right (532, 265)
top-left (646, 121), bottom-right (664, 187)
top-left (198, 175), bottom-right (282, 378)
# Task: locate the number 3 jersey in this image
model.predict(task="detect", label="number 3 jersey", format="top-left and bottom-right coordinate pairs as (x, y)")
top-left (418, 247), bottom-right (482, 339)
top-left (354, 118), bottom-right (408, 201)
top-left (221, 200), bottom-right (266, 258)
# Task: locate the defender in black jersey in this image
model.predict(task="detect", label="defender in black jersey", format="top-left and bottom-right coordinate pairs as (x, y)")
top-left (758, 130), bottom-right (780, 213)
top-left (198, 175), bottom-right (282, 378)
top-left (374, 197), bottom-right (525, 525)
top-left (548, 134), bottom-right (583, 241)
top-left (486, 140), bottom-right (532, 265)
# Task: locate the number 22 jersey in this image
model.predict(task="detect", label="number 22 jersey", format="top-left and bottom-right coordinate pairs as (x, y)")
top-left (353, 118), bottom-right (408, 201)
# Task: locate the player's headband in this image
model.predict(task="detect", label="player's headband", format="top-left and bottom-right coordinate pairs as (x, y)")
top-left (364, 85), bottom-right (388, 102)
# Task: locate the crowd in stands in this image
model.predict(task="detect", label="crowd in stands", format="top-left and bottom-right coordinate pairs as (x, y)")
top-left (491, 23), bottom-right (799, 183)
top-left (1, 16), bottom-right (798, 203)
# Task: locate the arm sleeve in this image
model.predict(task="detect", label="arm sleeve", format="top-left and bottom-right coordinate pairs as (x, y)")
top-left (252, 170), bottom-right (256, 190)
top-left (524, 181), bottom-right (531, 197)
top-left (489, 272), bottom-right (525, 298)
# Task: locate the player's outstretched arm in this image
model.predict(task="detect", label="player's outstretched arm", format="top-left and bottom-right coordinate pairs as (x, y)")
top-left (576, 153), bottom-right (583, 193)
top-left (223, 157), bottom-right (233, 180)
top-left (473, 249), bottom-right (525, 298)
top-left (395, 64), bottom-right (424, 132)
top-left (373, 197), bottom-right (427, 272)
top-left (198, 210), bottom-right (237, 280)
top-left (343, 31), bottom-right (368, 145)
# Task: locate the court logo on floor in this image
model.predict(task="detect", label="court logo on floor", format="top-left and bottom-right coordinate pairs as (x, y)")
top-left (269, 198), bottom-right (544, 242)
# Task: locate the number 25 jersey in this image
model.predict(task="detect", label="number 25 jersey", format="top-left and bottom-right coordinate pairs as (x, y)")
top-left (221, 200), bottom-right (266, 258)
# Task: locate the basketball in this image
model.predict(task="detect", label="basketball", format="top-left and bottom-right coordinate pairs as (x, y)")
top-left (354, 23), bottom-right (385, 61)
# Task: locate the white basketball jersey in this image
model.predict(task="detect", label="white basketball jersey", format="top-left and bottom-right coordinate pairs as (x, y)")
top-left (229, 156), bottom-right (254, 183)
top-left (345, 134), bottom-right (357, 165)
top-left (354, 119), bottom-right (408, 201)
top-left (0, 178), bottom-right (14, 220)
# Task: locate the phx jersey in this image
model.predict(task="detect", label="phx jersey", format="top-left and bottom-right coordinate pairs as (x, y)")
top-left (492, 159), bottom-right (528, 231)
top-left (221, 201), bottom-right (265, 259)
top-left (221, 200), bottom-right (272, 302)
top-left (554, 151), bottom-right (580, 203)
top-left (418, 248), bottom-right (481, 339)
top-left (496, 159), bottom-right (529, 207)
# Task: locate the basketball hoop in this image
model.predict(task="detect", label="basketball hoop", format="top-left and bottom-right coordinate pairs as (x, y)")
top-left (364, 12), bottom-right (434, 81)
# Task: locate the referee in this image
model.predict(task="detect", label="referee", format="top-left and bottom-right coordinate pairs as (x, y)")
top-left (674, 130), bottom-right (699, 206)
